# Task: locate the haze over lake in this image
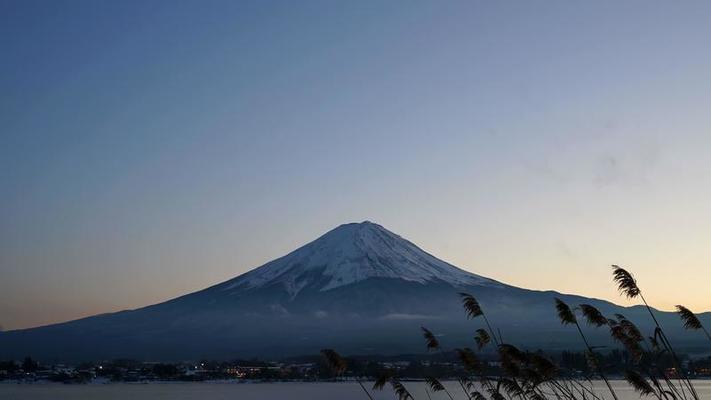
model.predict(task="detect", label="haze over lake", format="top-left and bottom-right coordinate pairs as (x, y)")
top-left (4, 381), bottom-right (711, 400)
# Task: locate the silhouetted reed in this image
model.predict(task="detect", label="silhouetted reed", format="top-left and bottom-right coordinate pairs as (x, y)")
top-left (475, 329), bottom-right (491, 350)
top-left (612, 265), bottom-right (699, 399)
top-left (460, 293), bottom-right (501, 346)
top-left (625, 370), bottom-right (657, 398)
top-left (676, 305), bottom-right (710, 341)
top-left (554, 299), bottom-right (619, 400)
top-left (373, 368), bottom-right (415, 400)
top-left (336, 265), bottom-right (708, 400)
top-left (420, 326), bottom-right (458, 400)
top-left (320, 349), bottom-right (375, 400)
top-left (609, 313), bottom-right (690, 400)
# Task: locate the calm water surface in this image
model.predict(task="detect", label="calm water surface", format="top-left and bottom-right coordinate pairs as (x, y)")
top-left (2, 381), bottom-right (711, 399)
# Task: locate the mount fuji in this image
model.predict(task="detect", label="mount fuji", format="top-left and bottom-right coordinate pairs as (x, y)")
top-left (223, 220), bottom-right (499, 296)
top-left (1, 221), bottom-right (708, 361)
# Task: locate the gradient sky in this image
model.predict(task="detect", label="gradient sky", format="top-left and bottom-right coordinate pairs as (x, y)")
top-left (3, 0), bottom-right (711, 331)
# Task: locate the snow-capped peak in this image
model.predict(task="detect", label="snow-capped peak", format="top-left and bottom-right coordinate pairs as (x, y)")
top-left (223, 221), bottom-right (499, 296)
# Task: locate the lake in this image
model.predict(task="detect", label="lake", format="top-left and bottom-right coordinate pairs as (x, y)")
top-left (2, 381), bottom-right (711, 400)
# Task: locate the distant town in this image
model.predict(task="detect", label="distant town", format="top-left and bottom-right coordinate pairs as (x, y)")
top-left (2, 351), bottom-right (711, 384)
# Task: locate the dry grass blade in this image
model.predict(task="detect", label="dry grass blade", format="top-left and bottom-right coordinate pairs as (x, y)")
top-left (612, 265), bottom-right (641, 299)
top-left (625, 370), bottom-right (656, 397)
top-left (421, 326), bottom-right (440, 351)
top-left (579, 304), bottom-right (608, 327)
top-left (320, 349), bottom-right (347, 375)
top-left (475, 328), bottom-right (491, 350)
top-left (676, 305), bottom-right (703, 330)
top-left (555, 298), bottom-right (577, 325)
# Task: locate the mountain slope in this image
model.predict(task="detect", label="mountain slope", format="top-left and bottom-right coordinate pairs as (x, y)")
top-left (1, 221), bottom-right (708, 361)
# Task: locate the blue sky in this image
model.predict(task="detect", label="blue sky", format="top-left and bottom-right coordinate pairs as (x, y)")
top-left (3, 0), bottom-right (711, 329)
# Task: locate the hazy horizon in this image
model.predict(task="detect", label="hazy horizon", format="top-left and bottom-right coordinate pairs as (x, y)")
top-left (4, 0), bottom-right (711, 330)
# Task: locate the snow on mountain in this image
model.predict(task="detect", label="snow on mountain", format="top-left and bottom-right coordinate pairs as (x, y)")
top-left (223, 221), bottom-right (500, 296)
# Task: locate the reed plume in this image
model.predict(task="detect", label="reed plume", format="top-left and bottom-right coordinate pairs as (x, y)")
top-left (391, 379), bottom-right (414, 400)
top-left (499, 377), bottom-right (525, 398)
top-left (608, 316), bottom-right (643, 362)
top-left (320, 348), bottom-right (346, 375)
top-left (474, 328), bottom-right (491, 350)
top-left (615, 314), bottom-right (644, 342)
top-left (460, 292), bottom-right (483, 318)
top-left (554, 298), bottom-right (577, 325)
top-left (676, 305), bottom-right (711, 341)
top-left (372, 369), bottom-right (394, 390)
top-left (611, 266), bottom-right (699, 400)
top-left (612, 265), bottom-right (641, 299)
top-left (495, 343), bottom-right (565, 400)
top-left (373, 370), bottom-right (416, 400)
top-left (608, 314), bottom-right (686, 400)
top-left (459, 292), bottom-right (500, 346)
top-left (458, 296), bottom-right (562, 399)
top-left (456, 347), bottom-right (483, 372)
top-left (320, 349), bottom-right (374, 400)
top-left (487, 386), bottom-right (507, 400)
top-left (579, 304), bottom-right (608, 327)
top-left (420, 327), bottom-right (464, 400)
top-left (529, 353), bottom-right (557, 382)
top-left (425, 376), bottom-right (455, 400)
top-left (554, 298), bottom-right (619, 400)
top-left (421, 326), bottom-right (440, 351)
top-left (456, 346), bottom-right (499, 400)
top-left (425, 376), bottom-right (446, 392)
top-left (624, 370), bottom-right (658, 398)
